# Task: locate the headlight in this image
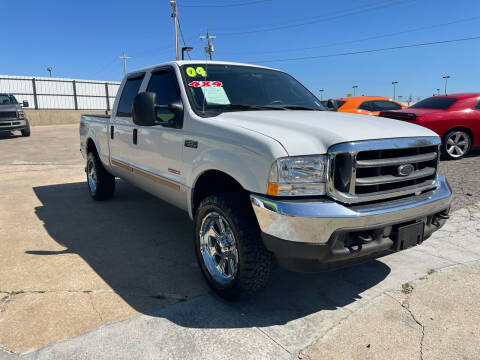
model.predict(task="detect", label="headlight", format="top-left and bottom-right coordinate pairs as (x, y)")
top-left (17, 110), bottom-right (25, 119)
top-left (267, 155), bottom-right (327, 196)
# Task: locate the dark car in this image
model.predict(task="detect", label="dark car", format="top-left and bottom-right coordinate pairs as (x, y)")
top-left (0, 93), bottom-right (30, 137)
top-left (380, 93), bottom-right (480, 160)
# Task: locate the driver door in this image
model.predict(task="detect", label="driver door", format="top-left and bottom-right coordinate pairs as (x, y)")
top-left (132, 67), bottom-right (186, 207)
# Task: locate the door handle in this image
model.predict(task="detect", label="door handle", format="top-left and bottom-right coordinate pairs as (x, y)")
top-left (110, 125), bottom-right (114, 139)
top-left (133, 129), bottom-right (138, 145)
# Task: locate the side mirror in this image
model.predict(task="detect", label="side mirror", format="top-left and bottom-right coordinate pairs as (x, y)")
top-left (22, 100), bottom-right (29, 108)
top-left (326, 99), bottom-right (338, 111)
top-left (132, 92), bottom-right (183, 128)
top-left (132, 92), bottom-right (157, 126)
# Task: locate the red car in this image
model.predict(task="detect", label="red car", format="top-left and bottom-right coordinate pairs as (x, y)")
top-left (380, 93), bottom-right (480, 160)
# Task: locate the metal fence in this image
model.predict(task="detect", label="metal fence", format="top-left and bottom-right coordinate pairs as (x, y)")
top-left (0, 75), bottom-right (121, 110)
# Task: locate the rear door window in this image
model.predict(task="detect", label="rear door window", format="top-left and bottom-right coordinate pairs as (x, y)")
top-left (474, 101), bottom-right (480, 110)
top-left (410, 97), bottom-right (457, 110)
top-left (116, 76), bottom-right (144, 117)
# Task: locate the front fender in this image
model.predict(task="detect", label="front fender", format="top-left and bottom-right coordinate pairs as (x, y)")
top-left (187, 146), bottom-right (274, 218)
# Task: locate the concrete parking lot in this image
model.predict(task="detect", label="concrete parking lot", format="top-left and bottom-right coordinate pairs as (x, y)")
top-left (1, 125), bottom-right (479, 359)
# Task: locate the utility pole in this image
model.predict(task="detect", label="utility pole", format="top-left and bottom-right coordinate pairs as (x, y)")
top-left (119, 53), bottom-right (131, 75)
top-left (200, 30), bottom-right (216, 60)
top-left (352, 85), bottom-right (358, 96)
top-left (442, 75), bottom-right (450, 95)
top-left (392, 81), bottom-right (399, 100)
top-left (319, 89), bottom-right (324, 101)
top-left (170, 1), bottom-right (180, 60)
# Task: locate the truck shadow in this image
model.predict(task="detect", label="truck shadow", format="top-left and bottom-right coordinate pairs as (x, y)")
top-left (29, 181), bottom-right (390, 328)
top-left (0, 132), bottom-right (21, 140)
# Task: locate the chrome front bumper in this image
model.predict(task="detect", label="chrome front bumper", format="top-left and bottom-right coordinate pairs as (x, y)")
top-left (250, 175), bottom-right (452, 245)
top-left (0, 119), bottom-right (27, 131)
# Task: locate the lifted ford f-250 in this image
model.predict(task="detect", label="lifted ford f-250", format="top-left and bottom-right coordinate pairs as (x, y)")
top-left (80, 61), bottom-right (451, 299)
top-left (0, 93), bottom-right (30, 137)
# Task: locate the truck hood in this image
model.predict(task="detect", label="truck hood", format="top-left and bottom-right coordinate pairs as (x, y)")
top-left (215, 110), bottom-right (438, 155)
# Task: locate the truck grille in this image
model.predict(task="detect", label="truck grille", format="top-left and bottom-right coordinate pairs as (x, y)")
top-left (0, 112), bottom-right (17, 119)
top-left (327, 137), bottom-right (440, 204)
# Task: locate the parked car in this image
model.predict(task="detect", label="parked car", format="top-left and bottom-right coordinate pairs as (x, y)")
top-left (380, 93), bottom-right (480, 160)
top-left (80, 61), bottom-right (451, 299)
top-left (331, 96), bottom-right (405, 115)
top-left (0, 93), bottom-right (30, 137)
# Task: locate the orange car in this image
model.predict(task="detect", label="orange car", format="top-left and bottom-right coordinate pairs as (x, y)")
top-left (334, 96), bottom-right (406, 116)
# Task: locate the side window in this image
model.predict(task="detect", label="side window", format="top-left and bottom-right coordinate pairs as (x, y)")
top-left (117, 76), bottom-right (144, 117)
top-left (147, 71), bottom-right (180, 106)
top-left (374, 100), bottom-right (402, 111)
top-left (147, 70), bottom-right (181, 126)
top-left (359, 100), bottom-right (401, 112)
top-left (475, 101), bottom-right (480, 110)
top-left (358, 101), bottom-right (373, 111)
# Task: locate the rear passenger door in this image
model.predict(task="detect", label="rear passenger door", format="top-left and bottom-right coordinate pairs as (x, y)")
top-left (109, 73), bottom-right (145, 179)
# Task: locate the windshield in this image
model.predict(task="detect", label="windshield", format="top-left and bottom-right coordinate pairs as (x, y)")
top-left (410, 97), bottom-right (457, 110)
top-left (0, 94), bottom-right (18, 105)
top-left (180, 64), bottom-right (325, 115)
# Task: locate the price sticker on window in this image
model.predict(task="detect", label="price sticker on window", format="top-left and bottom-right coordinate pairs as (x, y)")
top-left (186, 66), bottom-right (207, 77)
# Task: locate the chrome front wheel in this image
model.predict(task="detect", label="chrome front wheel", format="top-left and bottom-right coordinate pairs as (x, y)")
top-left (199, 211), bottom-right (239, 284)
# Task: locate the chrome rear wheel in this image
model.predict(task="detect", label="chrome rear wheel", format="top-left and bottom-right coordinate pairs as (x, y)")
top-left (444, 130), bottom-right (471, 160)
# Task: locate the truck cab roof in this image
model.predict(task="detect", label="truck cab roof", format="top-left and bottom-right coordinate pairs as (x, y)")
top-left (126, 60), bottom-right (279, 77)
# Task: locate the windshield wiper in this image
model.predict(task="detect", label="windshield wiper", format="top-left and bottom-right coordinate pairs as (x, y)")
top-left (277, 105), bottom-right (323, 111)
top-left (206, 104), bottom-right (285, 112)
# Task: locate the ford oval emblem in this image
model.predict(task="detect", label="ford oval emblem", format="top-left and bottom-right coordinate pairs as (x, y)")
top-left (397, 164), bottom-right (415, 177)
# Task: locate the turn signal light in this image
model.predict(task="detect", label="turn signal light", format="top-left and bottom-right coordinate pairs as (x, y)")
top-left (267, 183), bottom-right (279, 196)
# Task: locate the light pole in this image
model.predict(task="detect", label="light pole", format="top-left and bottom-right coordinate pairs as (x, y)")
top-left (319, 89), bottom-right (324, 101)
top-left (352, 85), bottom-right (358, 96)
top-left (47, 67), bottom-right (53, 77)
top-left (170, 1), bottom-right (180, 60)
top-left (392, 81), bottom-right (399, 100)
top-left (182, 46), bottom-right (193, 60)
top-left (436, 88), bottom-right (441, 96)
top-left (442, 75), bottom-right (450, 95)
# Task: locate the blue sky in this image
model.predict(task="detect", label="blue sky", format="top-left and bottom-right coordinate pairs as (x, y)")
top-left (2, 0), bottom-right (480, 99)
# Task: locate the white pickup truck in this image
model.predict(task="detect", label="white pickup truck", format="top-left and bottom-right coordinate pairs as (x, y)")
top-left (80, 61), bottom-right (452, 299)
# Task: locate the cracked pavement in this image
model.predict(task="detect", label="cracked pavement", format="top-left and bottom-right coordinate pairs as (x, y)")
top-left (1, 125), bottom-right (479, 359)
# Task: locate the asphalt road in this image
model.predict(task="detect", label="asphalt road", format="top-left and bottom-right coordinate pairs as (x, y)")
top-left (0, 125), bottom-right (479, 359)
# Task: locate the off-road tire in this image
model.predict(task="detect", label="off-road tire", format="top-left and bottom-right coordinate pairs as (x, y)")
top-left (86, 151), bottom-right (115, 200)
top-left (194, 193), bottom-right (273, 300)
top-left (21, 120), bottom-right (30, 137)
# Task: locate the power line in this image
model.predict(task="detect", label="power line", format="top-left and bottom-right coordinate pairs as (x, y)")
top-left (254, 35), bottom-right (480, 64)
top-left (220, 15), bottom-right (480, 56)
top-left (215, 0), bottom-right (414, 36)
top-left (181, 0), bottom-right (273, 7)
top-left (177, 17), bottom-right (191, 60)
